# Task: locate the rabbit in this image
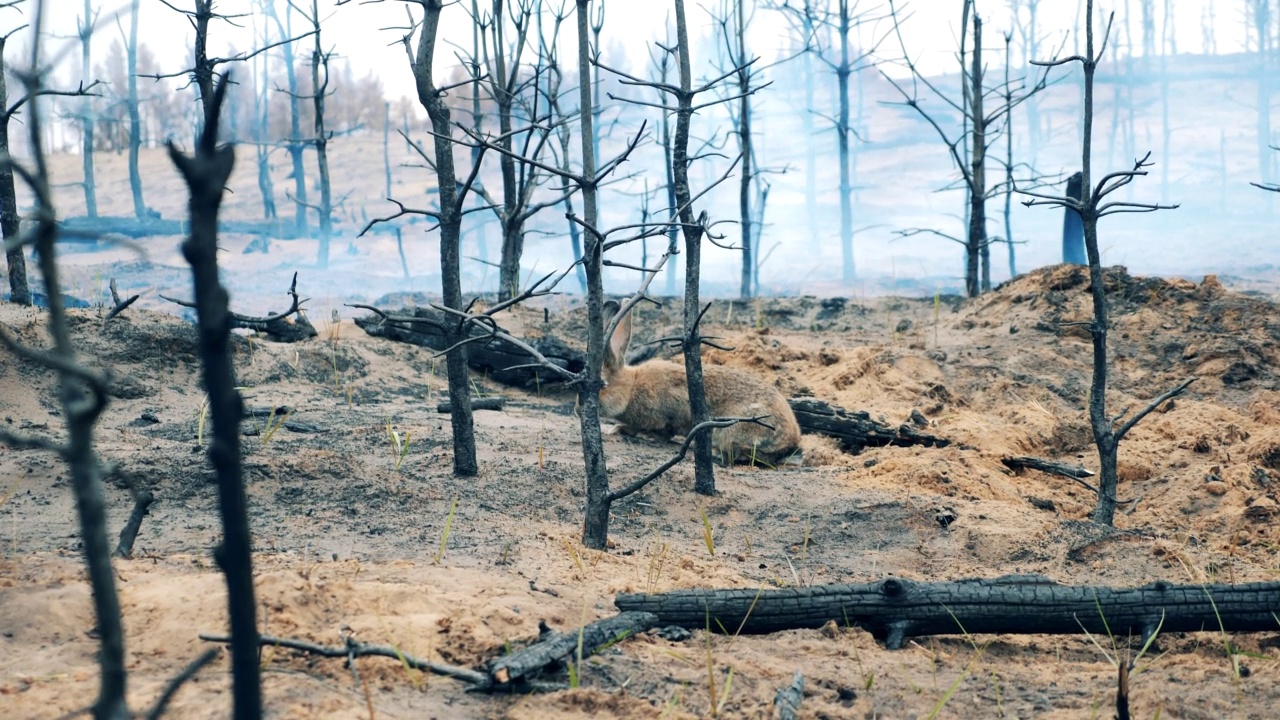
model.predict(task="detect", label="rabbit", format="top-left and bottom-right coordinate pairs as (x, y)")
top-left (599, 300), bottom-right (802, 466)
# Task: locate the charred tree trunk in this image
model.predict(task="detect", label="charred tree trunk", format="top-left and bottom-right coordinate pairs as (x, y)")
top-left (801, 3), bottom-right (818, 255)
top-left (967, 12), bottom-right (987, 297)
top-left (126, 0), bottom-right (146, 218)
top-left (78, 0), bottom-right (98, 218)
top-left (673, 0), bottom-right (716, 496)
top-left (269, 0), bottom-right (308, 237)
top-left (734, 0), bottom-right (753, 299)
top-left (1255, 0), bottom-right (1273, 188)
top-left (253, 39), bottom-right (277, 221)
top-left (383, 101), bottom-right (392, 198)
top-left (414, 0), bottom-right (478, 477)
top-left (1004, 33), bottom-right (1017, 279)
top-left (492, 0), bottom-right (530, 302)
top-left (0, 39), bottom-right (29, 305)
top-left (577, 0), bottom-right (612, 549)
top-left (616, 577), bottom-right (1280, 649)
top-left (5, 32), bottom-right (129, 716)
top-left (836, 0), bottom-right (855, 283)
top-left (308, 0), bottom-right (332, 269)
top-left (168, 75), bottom-right (262, 720)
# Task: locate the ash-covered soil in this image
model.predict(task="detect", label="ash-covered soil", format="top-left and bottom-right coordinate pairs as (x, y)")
top-left (2, 264), bottom-right (1279, 719)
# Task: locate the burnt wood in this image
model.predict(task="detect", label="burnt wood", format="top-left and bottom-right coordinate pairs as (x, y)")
top-left (788, 397), bottom-right (950, 452)
top-left (488, 611), bottom-right (658, 687)
top-left (615, 575), bottom-right (1280, 649)
top-left (354, 306), bottom-right (585, 388)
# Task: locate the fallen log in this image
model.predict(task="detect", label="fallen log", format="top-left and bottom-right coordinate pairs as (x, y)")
top-left (353, 305), bottom-right (584, 388)
top-left (788, 397), bottom-right (950, 452)
top-left (60, 215), bottom-right (313, 241)
top-left (615, 575), bottom-right (1280, 649)
top-left (437, 397), bottom-right (505, 413)
top-left (488, 611), bottom-right (658, 688)
top-left (1003, 455), bottom-right (1095, 480)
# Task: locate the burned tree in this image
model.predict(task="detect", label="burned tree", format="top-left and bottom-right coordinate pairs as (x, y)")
top-left (264, 0), bottom-right (312, 236)
top-left (0, 7), bottom-right (128, 716)
top-left (538, 1), bottom-right (587, 293)
top-left (296, 0), bottom-right (336, 268)
top-left (125, 0), bottom-right (147, 218)
top-left (770, 0), bottom-right (881, 285)
top-left (77, 0), bottom-right (99, 217)
top-left (150, 0), bottom-right (314, 134)
top-left (883, 0), bottom-right (1052, 296)
top-left (1019, 0), bottom-right (1188, 526)
top-left (470, 0), bottom-right (575, 301)
top-left (1, 1), bottom-right (99, 306)
top-left (399, 0), bottom-right (483, 476)
top-left (714, 0), bottom-right (757, 299)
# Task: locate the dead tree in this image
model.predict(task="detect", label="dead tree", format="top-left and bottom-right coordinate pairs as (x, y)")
top-left (883, 0), bottom-right (1053, 296)
top-left (294, 0), bottom-right (335, 268)
top-left (167, 73), bottom-right (262, 719)
top-left (770, 1), bottom-right (820, 254)
top-left (399, 0), bottom-right (483, 476)
top-left (770, 0), bottom-right (881, 285)
top-left (470, 0), bottom-right (574, 301)
top-left (714, 0), bottom-right (756, 299)
top-left (1, 2), bottom-right (99, 306)
top-left (538, 1), bottom-right (587, 293)
top-left (77, 0), bottom-right (99, 217)
top-left (251, 0), bottom-right (279, 221)
top-left (1019, 1), bottom-right (1187, 526)
top-left (0, 9), bottom-right (128, 716)
top-left (1250, 0), bottom-right (1274, 187)
top-left (264, 0), bottom-right (311, 236)
top-left (125, 0), bottom-right (147, 218)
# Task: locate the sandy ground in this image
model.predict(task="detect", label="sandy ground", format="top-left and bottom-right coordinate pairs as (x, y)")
top-left (2, 264), bottom-right (1280, 718)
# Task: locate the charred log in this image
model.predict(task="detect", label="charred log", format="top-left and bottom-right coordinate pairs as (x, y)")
top-left (353, 306), bottom-right (584, 388)
top-left (616, 575), bottom-right (1280, 649)
top-left (788, 397), bottom-right (951, 453)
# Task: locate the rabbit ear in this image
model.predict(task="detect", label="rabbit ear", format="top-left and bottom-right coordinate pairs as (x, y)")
top-left (604, 301), bottom-right (632, 371)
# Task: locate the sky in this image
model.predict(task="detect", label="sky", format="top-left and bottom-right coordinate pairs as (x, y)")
top-left (8, 0), bottom-right (1250, 108)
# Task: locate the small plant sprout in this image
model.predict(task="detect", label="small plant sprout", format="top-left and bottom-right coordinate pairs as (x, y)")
top-left (563, 538), bottom-right (585, 572)
top-left (434, 495), bottom-right (459, 564)
top-left (386, 419), bottom-right (412, 471)
top-left (261, 407), bottom-right (291, 445)
top-left (197, 395), bottom-right (210, 444)
top-left (700, 509), bottom-right (716, 557)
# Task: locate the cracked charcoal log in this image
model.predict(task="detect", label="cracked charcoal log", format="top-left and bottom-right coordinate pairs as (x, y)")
top-left (488, 611), bottom-right (657, 687)
top-left (1003, 456), bottom-right (1096, 480)
top-left (354, 307), bottom-right (585, 388)
top-left (773, 671), bottom-right (804, 720)
top-left (437, 397), bottom-right (505, 413)
top-left (614, 576), bottom-right (1280, 649)
top-left (788, 397), bottom-right (950, 453)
